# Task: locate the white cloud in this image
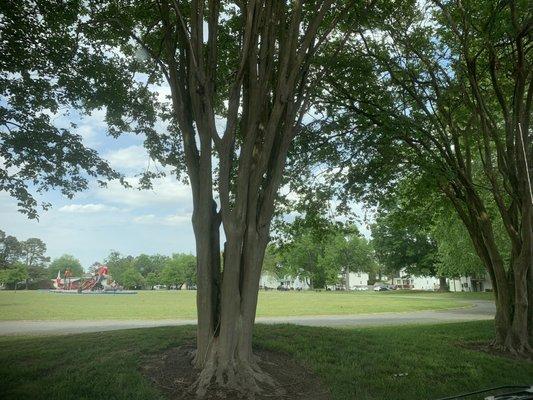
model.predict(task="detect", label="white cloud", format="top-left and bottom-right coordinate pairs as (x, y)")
top-left (76, 124), bottom-right (102, 148)
top-left (133, 212), bottom-right (192, 226)
top-left (49, 108), bottom-right (108, 149)
top-left (58, 203), bottom-right (120, 213)
top-left (164, 213), bottom-right (192, 225)
top-left (104, 145), bottom-right (152, 171)
top-left (96, 175), bottom-right (192, 208)
top-left (132, 214), bottom-right (156, 224)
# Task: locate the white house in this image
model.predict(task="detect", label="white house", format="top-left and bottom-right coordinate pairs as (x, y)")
top-left (391, 268), bottom-right (493, 292)
top-left (411, 275), bottom-right (440, 290)
top-left (259, 273), bottom-right (310, 290)
top-left (392, 269), bottom-right (440, 291)
top-left (345, 271), bottom-right (370, 289)
top-left (447, 273), bottom-right (493, 292)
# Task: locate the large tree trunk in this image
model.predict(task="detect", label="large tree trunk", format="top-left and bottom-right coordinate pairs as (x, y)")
top-left (479, 231), bottom-right (532, 355)
top-left (193, 199), bottom-right (221, 367)
top-left (505, 199), bottom-right (533, 353)
top-left (448, 189), bottom-right (532, 356)
top-left (194, 226), bottom-right (274, 397)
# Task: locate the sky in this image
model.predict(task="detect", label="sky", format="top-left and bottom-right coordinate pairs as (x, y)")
top-left (1, 103), bottom-right (371, 269)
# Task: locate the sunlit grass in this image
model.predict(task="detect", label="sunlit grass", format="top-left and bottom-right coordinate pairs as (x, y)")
top-left (0, 290), bottom-right (476, 320)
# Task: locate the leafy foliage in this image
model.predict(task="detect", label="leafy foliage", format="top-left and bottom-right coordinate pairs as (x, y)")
top-left (104, 250), bottom-right (195, 288)
top-left (0, 263), bottom-right (28, 289)
top-left (0, 0), bottom-right (125, 218)
top-left (0, 230), bottom-right (21, 268)
top-left (48, 254), bottom-right (84, 278)
top-left (273, 217), bottom-right (377, 288)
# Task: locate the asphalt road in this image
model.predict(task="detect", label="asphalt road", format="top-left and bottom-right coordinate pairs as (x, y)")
top-left (0, 300), bottom-right (495, 336)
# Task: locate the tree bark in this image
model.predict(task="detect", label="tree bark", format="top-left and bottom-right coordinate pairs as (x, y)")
top-left (438, 276), bottom-right (448, 292)
top-left (194, 227), bottom-right (274, 397)
top-left (445, 186), bottom-right (531, 355)
top-left (193, 200), bottom-right (221, 367)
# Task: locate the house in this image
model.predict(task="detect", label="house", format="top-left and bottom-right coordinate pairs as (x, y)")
top-left (259, 273), bottom-right (310, 290)
top-left (391, 268), bottom-right (493, 292)
top-left (344, 271), bottom-right (370, 290)
top-left (392, 269), bottom-right (440, 291)
top-left (447, 273), bottom-right (493, 292)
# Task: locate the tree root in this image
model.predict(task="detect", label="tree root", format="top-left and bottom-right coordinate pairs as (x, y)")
top-left (489, 338), bottom-right (533, 360)
top-left (193, 353), bottom-right (284, 399)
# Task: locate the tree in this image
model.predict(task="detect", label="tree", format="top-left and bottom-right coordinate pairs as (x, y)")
top-left (320, 232), bottom-right (377, 288)
top-left (371, 206), bottom-right (439, 279)
top-left (48, 255), bottom-right (84, 278)
top-left (261, 245), bottom-right (283, 279)
top-left (162, 253), bottom-right (197, 288)
top-left (105, 251), bottom-right (135, 285)
top-left (120, 267), bottom-right (145, 289)
top-left (145, 272), bottom-right (160, 289)
top-left (0, 263), bottom-right (28, 291)
top-left (0, 1), bottom-right (119, 219)
top-left (3, 1), bottom-right (351, 391)
top-left (20, 238), bottom-right (50, 289)
top-left (273, 213), bottom-right (362, 288)
top-left (133, 254), bottom-right (168, 277)
top-left (73, 1), bottom-right (347, 393)
top-left (432, 211), bottom-right (488, 280)
top-left (301, 0), bottom-right (532, 354)
top-left (0, 230), bottom-right (22, 268)
top-left (160, 263), bottom-right (184, 289)
top-left (177, 254), bottom-right (196, 287)
top-left (281, 229), bottom-right (328, 288)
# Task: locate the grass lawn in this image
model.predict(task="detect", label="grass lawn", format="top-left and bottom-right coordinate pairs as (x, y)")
top-left (0, 321), bottom-right (530, 400)
top-left (0, 290), bottom-right (476, 321)
top-left (381, 290), bottom-right (494, 301)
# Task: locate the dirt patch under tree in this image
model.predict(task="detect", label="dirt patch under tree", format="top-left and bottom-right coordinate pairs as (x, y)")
top-left (142, 344), bottom-right (331, 400)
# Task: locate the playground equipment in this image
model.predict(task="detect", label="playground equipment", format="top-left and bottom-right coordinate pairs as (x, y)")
top-left (51, 265), bottom-right (127, 294)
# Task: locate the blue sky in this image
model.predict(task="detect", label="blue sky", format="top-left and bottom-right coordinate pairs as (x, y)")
top-left (2, 104), bottom-right (371, 269)
top-left (2, 106), bottom-right (197, 267)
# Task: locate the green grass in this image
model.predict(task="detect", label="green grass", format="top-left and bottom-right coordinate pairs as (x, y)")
top-left (0, 290), bottom-right (474, 320)
top-left (0, 321), bottom-right (530, 400)
top-left (383, 290), bottom-right (494, 301)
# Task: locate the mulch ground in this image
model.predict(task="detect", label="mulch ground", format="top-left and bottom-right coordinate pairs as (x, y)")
top-left (142, 344), bottom-right (331, 400)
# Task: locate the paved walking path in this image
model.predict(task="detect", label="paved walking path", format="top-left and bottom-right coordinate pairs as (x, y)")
top-left (0, 301), bottom-right (494, 336)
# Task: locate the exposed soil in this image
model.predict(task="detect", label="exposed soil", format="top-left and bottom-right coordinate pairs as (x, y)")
top-left (142, 344), bottom-right (331, 400)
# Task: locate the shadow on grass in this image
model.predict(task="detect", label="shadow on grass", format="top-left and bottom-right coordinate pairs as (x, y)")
top-left (0, 321), bottom-right (531, 400)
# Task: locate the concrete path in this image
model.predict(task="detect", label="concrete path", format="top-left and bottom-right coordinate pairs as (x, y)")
top-left (0, 301), bottom-right (495, 336)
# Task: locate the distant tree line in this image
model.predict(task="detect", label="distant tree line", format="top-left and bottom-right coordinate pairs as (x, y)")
top-left (103, 251), bottom-right (197, 290)
top-left (266, 200), bottom-right (495, 290)
top-left (265, 216), bottom-right (378, 289)
top-left (0, 229), bottom-right (196, 290)
top-left (0, 229), bottom-right (50, 289)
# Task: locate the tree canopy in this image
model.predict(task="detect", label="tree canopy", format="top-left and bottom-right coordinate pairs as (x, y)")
top-left (293, 0), bottom-right (532, 353)
top-left (48, 254), bottom-right (84, 278)
top-left (0, 0), bottom-right (122, 218)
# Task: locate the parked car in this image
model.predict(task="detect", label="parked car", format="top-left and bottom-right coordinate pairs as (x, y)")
top-left (374, 286), bottom-right (389, 291)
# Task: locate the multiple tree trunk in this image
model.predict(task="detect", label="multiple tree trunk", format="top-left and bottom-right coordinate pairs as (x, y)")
top-left (131, 2), bottom-right (529, 398)
top-left (436, 0), bottom-right (532, 355)
top-left (134, 0), bottom-right (337, 395)
top-left (346, 0), bottom-right (532, 355)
